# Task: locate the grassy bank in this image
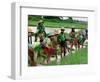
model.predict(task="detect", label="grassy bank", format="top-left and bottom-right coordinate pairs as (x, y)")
top-left (28, 16), bottom-right (87, 29)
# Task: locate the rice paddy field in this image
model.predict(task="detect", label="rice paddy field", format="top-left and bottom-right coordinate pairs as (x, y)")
top-left (28, 15), bottom-right (87, 29)
top-left (28, 15), bottom-right (88, 66)
top-left (46, 47), bottom-right (88, 65)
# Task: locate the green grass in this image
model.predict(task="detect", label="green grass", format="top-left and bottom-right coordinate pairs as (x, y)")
top-left (28, 17), bottom-right (87, 29)
top-left (46, 47), bottom-right (88, 65)
top-left (60, 47), bottom-right (88, 65)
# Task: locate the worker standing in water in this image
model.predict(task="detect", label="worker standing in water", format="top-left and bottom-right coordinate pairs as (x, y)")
top-left (35, 20), bottom-right (46, 42)
top-left (57, 27), bottom-right (67, 58)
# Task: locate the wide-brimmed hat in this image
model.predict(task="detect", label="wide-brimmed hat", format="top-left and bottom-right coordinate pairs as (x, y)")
top-left (61, 27), bottom-right (65, 31)
top-left (54, 30), bottom-right (59, 35)
top-left (38, 20), bottom-right (44, 23)
top-left (28, 28), bottom-right (33, 32)
top-left (48, 33), bottom-right (54, 37)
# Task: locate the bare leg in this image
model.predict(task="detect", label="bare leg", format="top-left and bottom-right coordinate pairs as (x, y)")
top-left (47, 55), bottom-right (50, 64)
top-left (35, 33), bottom-right (38, 42)
top-left (70, 42), bottom-right (74, 51)
top-left (64, 46), bottom-right (66, 56)
top-left (61, 47), bottom-right (63, 58)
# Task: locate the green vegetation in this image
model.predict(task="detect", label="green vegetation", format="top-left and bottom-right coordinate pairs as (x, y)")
top-left (46, 47), bottom-right (88, 65)
top-left (60, 47), bottom-right (88, 65)
top-left (28, 15), bottom-right (87, 29)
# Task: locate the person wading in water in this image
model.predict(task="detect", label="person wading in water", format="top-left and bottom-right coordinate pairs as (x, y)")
top-left (57, 27), bottom-right (67, 58)
top-left (35, 20), bottom-right (46, 42)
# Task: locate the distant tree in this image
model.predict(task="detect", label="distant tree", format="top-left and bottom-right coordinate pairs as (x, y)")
top-left (28, 15), bottom-right (41, 21)
top-left (28, 15), bottom-right (33, 20)
top-left (43, 16), bottom-right (60, 20)
top-left (67, 17), bottom-right (73, 23)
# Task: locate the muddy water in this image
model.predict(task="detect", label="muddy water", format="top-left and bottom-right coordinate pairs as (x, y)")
top-left (28, 26), bottom-right (81, 33)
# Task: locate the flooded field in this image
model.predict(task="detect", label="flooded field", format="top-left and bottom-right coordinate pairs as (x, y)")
top-left (28, 26), bottom-right (81, 34)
